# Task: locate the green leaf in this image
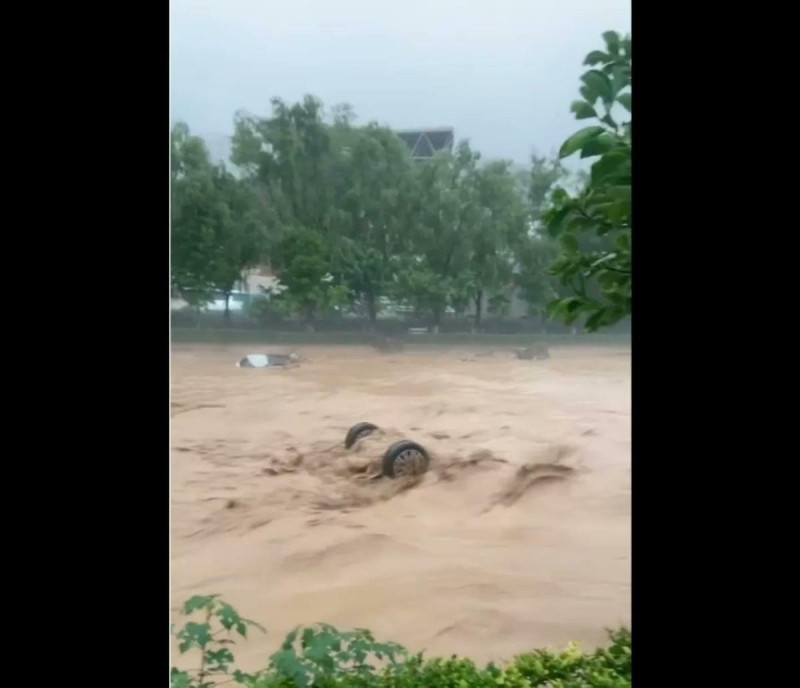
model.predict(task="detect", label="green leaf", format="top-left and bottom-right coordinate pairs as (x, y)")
top-left (617, 93), bottom-right (631, 112)
top-left (621, 36), bottom-right (632, 59)
top-left (216, 602), bottom-right (241, 631)
top-left (583, 50), bottom-right (611, 66)
top-left (581, 70), bottom-right (613, 105)
top-left (570, 100), bottom-right (598, 120)
top-left (590, 152), bottom-right (630, 186)
top-left (177, 622), bottom-right (213, 652)
top-left (282, 627), bottom-right (299, 650)
top-left (553, 297), bottom-right (585, 325)
top-left (545, 204), bottom-right (573, 237)
top-left (580, 85), bottom-right (597, 105)
top-left (600, 114), bottom-right (617, 129)
top-left (182, 595), bottom-right (219, 615)
top-left (606, 201), bottom-right (631, 225)
top-left (605, 185), bottom-right (632, 205)
top-left (585, 310), bottom-right (607, 332)
top-left (602, 31), bottom-right (621, 56)
top-left (170, 668), bottom-right (192, 688)
top-left (558, 127), bottom-right (605, 158)
top-left (615, 233), bottom-right (630, 252)
top-left (551, 187), bottom-right (569, 205)
top-left (563, 215), bottom-right (598, 234)
top-left (301, 627), bottom-right (315, 649)
top-left (232, 670), bottom-right (255, 684)
top-left (610, 68), bottom-right (629, 99)
top-left (560, 234), bottom-right (579, 253)
top-left (205, 648), bottom-right (235, 672)
top-left (579, 133), bottom-right (617, 158)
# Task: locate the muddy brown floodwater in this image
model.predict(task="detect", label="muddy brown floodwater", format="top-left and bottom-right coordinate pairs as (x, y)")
top-left (171, 343), bottom-right (631, 670)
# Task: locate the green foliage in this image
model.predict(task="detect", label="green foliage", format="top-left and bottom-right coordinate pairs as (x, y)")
top-left (389, 141), bottom-right (526, 330)
top-left (546, 31), bottom-right (632, 332)
top-left (514, 234), bottom-right (559, 321)
top-left (174, 37), bottom-right (633, 334)
top-left (246, 624), bottom-right (407, 688)
top-left (528, 155), bottom-right (568, 221)
top-left (171, 595), bottom-right (265, 688)
top-left (231, 100), bottom-right (418, 327)
top-left (391, 141), bottom-right (480, 328)
top-left (509, 154), bottom-right (567, 322)
top-left (232, 97), bottom-right (334, 233)
top-left (171, 122), bottom-right (270, 318)
top-left (172, 598), bottom-right (630, 688)
top-left (270, 228), bottom-right (348, 326)
top-left (465, 159), bottom-right (527, 330)
top-left (328, 121), bottom-right (417, 325)
top-left (171, 124), bottom-right (221, 306)
top-left (230, 98), bottom-right (342, 324)
top-left (513, 629), bottom-right (631, 687)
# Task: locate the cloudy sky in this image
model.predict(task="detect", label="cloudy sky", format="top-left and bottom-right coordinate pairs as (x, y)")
top-left (171, 0), bottom-right (630, 165)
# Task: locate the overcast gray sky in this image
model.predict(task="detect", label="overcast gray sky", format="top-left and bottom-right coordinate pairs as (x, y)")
top-left (170, 0), bottom-right (630, 166)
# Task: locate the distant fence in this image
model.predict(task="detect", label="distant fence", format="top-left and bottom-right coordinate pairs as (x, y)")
top-left (171, 329), bottom-right (631, 347)
top-left (171, 310), bottom-right (631, 337)
top-left (171, 310), bottom-right (631, 347)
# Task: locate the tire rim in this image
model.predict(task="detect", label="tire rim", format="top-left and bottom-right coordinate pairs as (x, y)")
top-left (393, 448), bottom-right (427, 477)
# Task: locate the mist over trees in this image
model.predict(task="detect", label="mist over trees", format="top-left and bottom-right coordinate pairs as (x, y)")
top-left (171, 32), bottom-right (631, 333)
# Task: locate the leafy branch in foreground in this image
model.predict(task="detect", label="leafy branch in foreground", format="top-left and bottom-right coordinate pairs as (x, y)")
top-left (171, 594), bottom-right (265, 688)
top-left (171, 597), bottom-right (631, 687)
top-left (249, 623), bottom-right (408, 688)
top-left (547, 31), bottom-right (631, 332)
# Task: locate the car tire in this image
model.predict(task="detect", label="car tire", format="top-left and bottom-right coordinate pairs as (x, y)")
top-left (345, 422), bottom-right (379, 449)
top-left (382, 440), bottom-right (430, 478)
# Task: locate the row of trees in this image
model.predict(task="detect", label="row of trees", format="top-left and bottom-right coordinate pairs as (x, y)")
top-left (171, 32), bottom-right (631, 332)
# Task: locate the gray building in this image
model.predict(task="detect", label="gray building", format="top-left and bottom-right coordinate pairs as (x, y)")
top-left (395, 128), bottom-right (454, 162)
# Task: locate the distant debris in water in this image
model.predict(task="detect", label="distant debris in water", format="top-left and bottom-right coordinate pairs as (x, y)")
top-left (237, 353), bottom-right (300, 368)
top-left (514, 343), bottom-right (549, 360)
top-left (371, 336), bottom-right (405, 353)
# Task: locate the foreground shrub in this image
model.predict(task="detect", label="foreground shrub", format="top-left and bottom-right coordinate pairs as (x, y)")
top-left (513, 628), bottom-right (631, 687)
top-left (171, 596), bottom-right (631, 688)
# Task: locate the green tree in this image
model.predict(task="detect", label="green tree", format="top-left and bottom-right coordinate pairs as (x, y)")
top-left (514, 235), bottom-right (559, 328)
top-left (231, 97), bottom-right (344, 325)
top-left (529, 154), bottom-right (567, 221)
top-left (546, 31), bottom-right (632, 332)
top-left (270, 227), bottom-right (347, 330)
top-left (396, 142), bottom-right (481, 332)
top-left (509, 154), bottom-right (567, 328)
top-left (210, 174), bottom-right (272, 324)
top-left (466, 160), bottom-right (526, 331)
top-left (171, 122), bottom-right (270, 326)
top-left (232, 96), bottom-right (335, 234)
top-left (328, 121), bottom-right (417, 328)
top-left (171, 123), bottom-right (218, 317)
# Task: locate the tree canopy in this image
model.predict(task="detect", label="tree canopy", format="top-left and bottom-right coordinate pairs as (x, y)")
top-left (171, 32), bottom-right (632, 333)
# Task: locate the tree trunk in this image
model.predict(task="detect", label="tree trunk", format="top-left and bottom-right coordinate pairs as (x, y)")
top-left (473, 289), bottom-right (483, 334)
top-left (304, 305), bottom-right (315, 332)
top-left (431, 304), bottom-right (442, 334)
top-left (365, 291), bottom-right (377, 332)
top-left (224, 292), bottom-right (232, 327)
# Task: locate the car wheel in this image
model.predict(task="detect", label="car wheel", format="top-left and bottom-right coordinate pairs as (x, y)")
top-left (345, 422), bottom-right (379, 449)
top-left (382, 440), bottom-right (430, 478)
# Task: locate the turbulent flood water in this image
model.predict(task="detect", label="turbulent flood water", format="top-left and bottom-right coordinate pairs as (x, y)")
top-left (171, 343), bottom-right (631, 670)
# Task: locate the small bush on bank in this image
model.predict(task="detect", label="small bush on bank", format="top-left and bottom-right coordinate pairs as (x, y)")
top-left (171, 596), bottom-right (631, 688)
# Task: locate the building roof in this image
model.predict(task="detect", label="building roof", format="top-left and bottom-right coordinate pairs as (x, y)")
top-left (395, 128), bottom-right (454, 161)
